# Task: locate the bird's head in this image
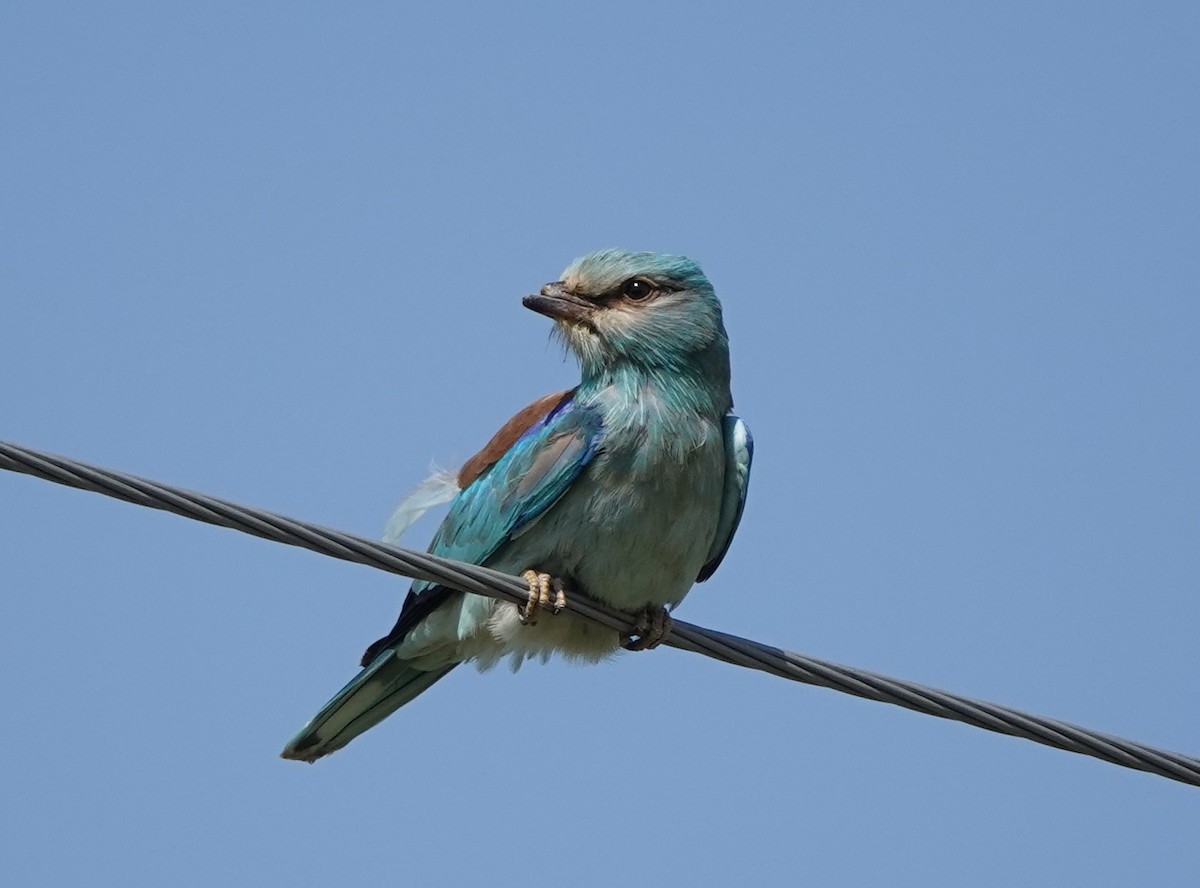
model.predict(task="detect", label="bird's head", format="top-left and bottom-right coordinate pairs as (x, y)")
top-left (523, 249), bottom-right (730, 383)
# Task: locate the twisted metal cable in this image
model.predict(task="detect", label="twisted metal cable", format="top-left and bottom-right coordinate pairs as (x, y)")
top-left (1, 437), bottom-right (1197, 788)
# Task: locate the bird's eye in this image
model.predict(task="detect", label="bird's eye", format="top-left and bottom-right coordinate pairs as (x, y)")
top-left (621, 278), bottom-right (656, 301)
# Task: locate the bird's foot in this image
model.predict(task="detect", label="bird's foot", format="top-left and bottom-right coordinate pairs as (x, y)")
top-left (621, 605), bottom-right (673, 651)
top-left (519, 570), bottom-right (567, 626)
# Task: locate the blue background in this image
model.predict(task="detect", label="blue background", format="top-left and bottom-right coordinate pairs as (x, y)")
top-left (2, 3), bottom-right (1197, 885)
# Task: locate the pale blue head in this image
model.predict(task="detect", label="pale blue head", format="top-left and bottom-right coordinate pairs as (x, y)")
top-left (522, 249), bottom-right (730, 389)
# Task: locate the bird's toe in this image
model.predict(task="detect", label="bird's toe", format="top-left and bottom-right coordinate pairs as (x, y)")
top-left (519, 570), bottom-right (568, 625)
top-left (621, 605), bottom-right (673, 651)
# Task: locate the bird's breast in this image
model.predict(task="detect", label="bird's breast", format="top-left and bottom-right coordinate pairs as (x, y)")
top-left (502, 410), bottom-right (727, 612)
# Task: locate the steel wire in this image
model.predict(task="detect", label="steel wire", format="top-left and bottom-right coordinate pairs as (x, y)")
top-left (2, 438), bottom-right (1196, 788)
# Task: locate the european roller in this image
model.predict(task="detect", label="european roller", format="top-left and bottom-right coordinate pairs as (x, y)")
top-left (281, 249), bottom-right (753, 762)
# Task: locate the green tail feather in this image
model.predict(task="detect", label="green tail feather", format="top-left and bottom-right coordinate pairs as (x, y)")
top-left (280, 651), bottom-right (455, 763)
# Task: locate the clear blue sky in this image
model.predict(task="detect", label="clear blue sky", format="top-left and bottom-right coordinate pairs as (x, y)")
top-left (2, 3), bottom-right (1197, 885)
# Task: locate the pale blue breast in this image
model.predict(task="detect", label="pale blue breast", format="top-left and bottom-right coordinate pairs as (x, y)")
top-left (497, 386), bottom-right (727, 610)
top-left (397, 380), bottom-right (728, 669)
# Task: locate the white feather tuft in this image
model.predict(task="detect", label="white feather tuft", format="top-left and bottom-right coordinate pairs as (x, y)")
top-left (382, 468), bottom-right (461, 544)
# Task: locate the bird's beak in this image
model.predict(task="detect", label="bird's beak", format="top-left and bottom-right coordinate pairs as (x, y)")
top-left (522, 282), bottom-right (594, 324)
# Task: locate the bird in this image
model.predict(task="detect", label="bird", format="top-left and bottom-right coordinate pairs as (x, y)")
top-left (281, 249), bottom-right (753, 762)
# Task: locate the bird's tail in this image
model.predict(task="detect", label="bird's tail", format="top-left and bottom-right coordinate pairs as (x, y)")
top-left (280, 651), bottom-right (455, 762)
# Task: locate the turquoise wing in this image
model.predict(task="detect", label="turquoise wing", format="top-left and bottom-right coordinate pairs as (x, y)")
top-left (697, 414), bottom-right (753, 582)
top-left (361, 392), bottom-right (603, 664)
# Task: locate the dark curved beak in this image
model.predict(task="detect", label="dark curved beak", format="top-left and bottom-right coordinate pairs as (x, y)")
top-left (522, 282), bottom-right (594, 324)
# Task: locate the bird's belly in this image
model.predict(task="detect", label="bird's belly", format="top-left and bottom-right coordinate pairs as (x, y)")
top-left (559, 472), bottom-right (721, 608)
top-left (520, 435), bottom-right (724, 604)
top-left (467, 431), bottom-right (727, 666)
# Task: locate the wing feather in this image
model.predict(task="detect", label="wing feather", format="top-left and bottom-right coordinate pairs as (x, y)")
top-left (361, 391), bottom-right (602, 665)
top-left (696, 415), bottom-right (753, 582)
